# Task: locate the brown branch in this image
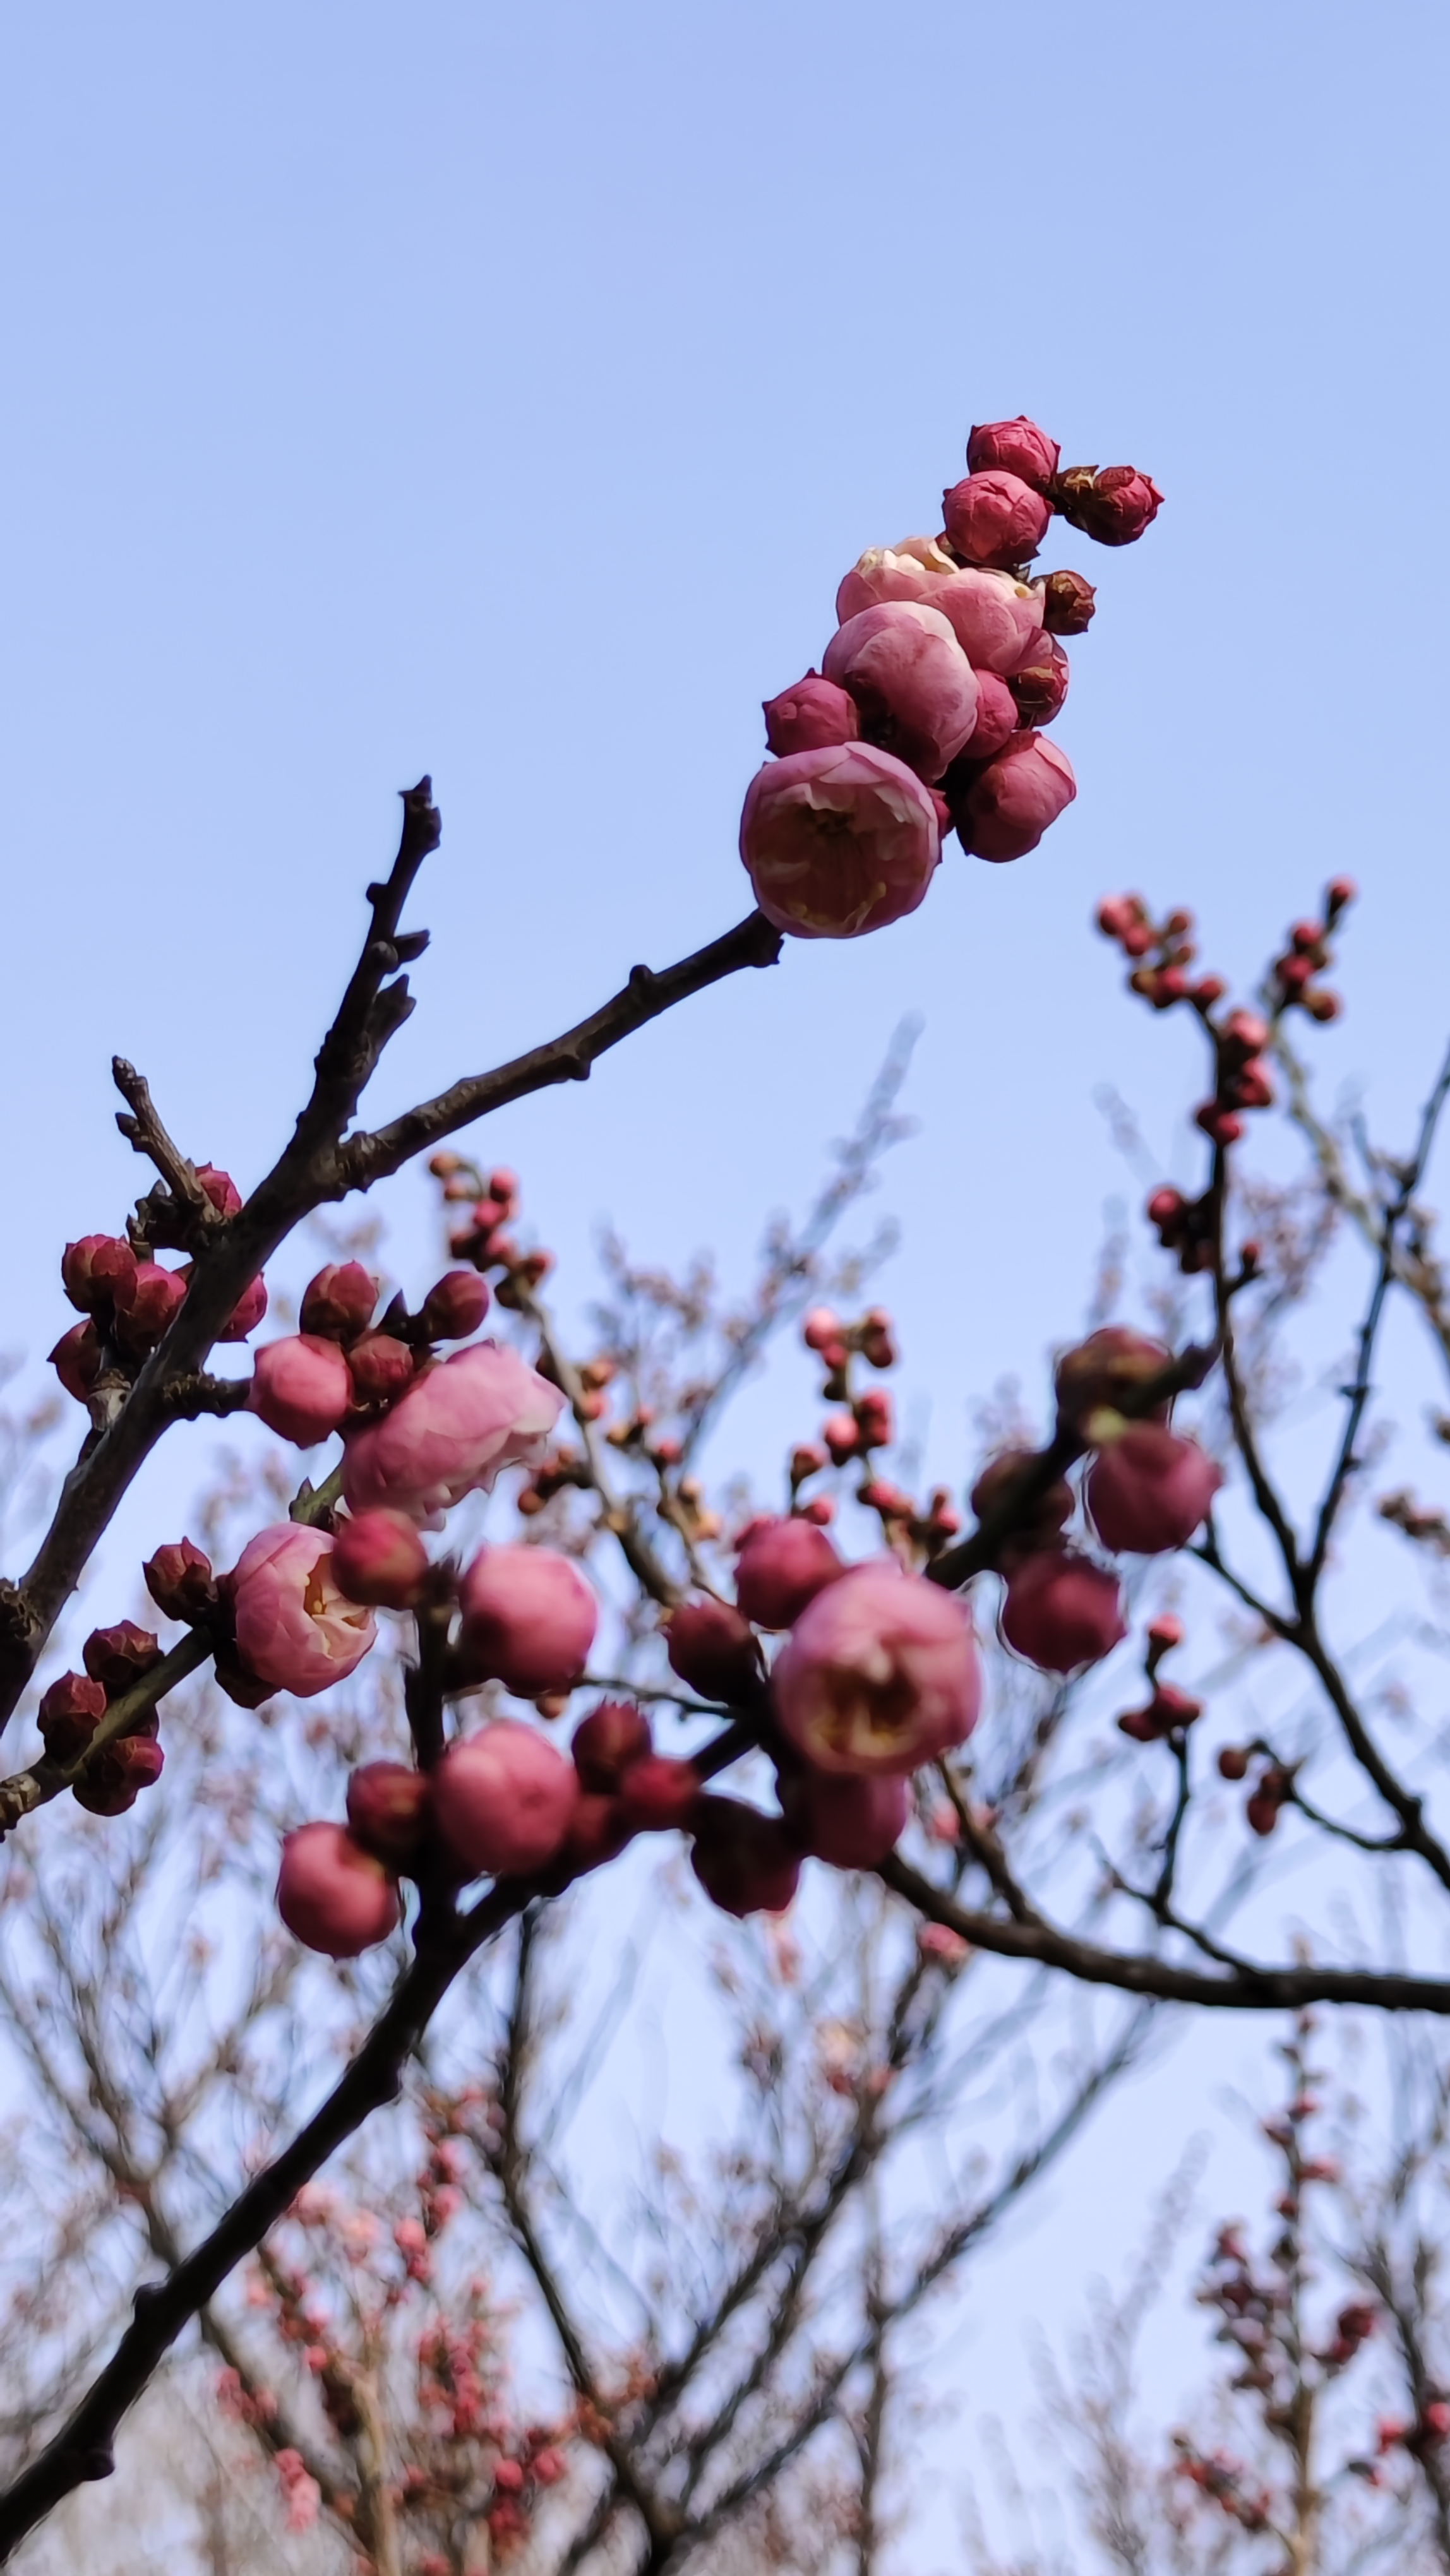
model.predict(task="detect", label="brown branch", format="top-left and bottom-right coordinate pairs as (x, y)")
top-left (877, 1853), bottom-right (1450, 2014)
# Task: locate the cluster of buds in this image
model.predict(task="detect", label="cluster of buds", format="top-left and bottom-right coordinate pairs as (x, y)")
top-left (740, 415), bottom-right (1161, 939)
top-left (1218, 1743), bottom-right (1297, 1836)
top-left (970, 1328), bottom-right (1219, 1678)
top-left (1115, 1613), bottom-right (1203, 1743)
top-left (35, 1619), bottom-right (166, 1813)
top-left (793, 1303), bottom-right (956, 1556)
top-left (49, 1162), bottom-right (265, 1405)
top-left (1271, 877), bottom-right (1354, 1018)
top-left (433, 1155), bottom-right (552, 1308)
top-left (248, 1260), bottom-right (491, 1449)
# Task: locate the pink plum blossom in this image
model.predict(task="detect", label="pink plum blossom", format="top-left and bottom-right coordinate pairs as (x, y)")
top-left (948, 732), bottom-right (1077, 862)
top-left (739, 744), bottom-right (941, 940)
top-left (457, 1544), bottom-right (598, 1695)
top-left (834, 537), bottom-right (957, 623)
top-left (231, 1524), bottom-right (378, 1698)
top-left (821, 600), bottom-right (980, 782)
top-left (433, 1722), bottom-right (579, 1879)
top-left (1086, 1424), bottom-right (1223, 1553)
top-left (277, 1822), bottom-right (401, 1957)
top-left (772, 1562), bottom-right (981, 1777)
top-left (248, 1334), bottom-right (354, 1447)
top-left (340, 1342), bottom-right (565, 1523)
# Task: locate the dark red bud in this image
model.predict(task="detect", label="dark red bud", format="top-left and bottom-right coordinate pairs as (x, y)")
top-left (1038, 568), bottom-right (1097, 635)
top-left (37, 1670), bottom-right (108, 1761)
top-left (346, 1761), bottom-right (431, 1864)
top-left (195, 1165), bottom-right (243, 1217)
top-left (419, 1271), bottom-right (491, 1340)
top-left (61, 1235), bottom-right (138, 1316)
top-left (666, 1599), bottom-right (765, 1704)
top-left (83, 1621), bottom-right (162, 1693)
top-left (299, 1261), bottom-right (378, 1342)
top-left (347, 1332), bottom-right (417, 1405)
top-left (49, 1320), bottom-right (102, 1404)
top-left (571, 1700), bottom-right (653, 1792)
top-left (144, 1538), bottom-right (219, 1624)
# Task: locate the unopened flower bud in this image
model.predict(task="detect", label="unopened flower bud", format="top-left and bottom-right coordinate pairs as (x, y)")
top-left (1054, 1327), bottom-right (1173, 1428)
top-left (617, 1755), bottom-right (703, 1832)
top-left (1326, 876), bottom-right (1356, 915)
top-left (419, 1271), bottom-right (491, 1341)
top-left (690, 1798), bottom-right (801, 1917)
top-left (345, 1760), bottom-right (431, 1864)
top-left (572, 1699), bottom-right (652, 1791)
top-left (966, 415), bottom-right (1060, 492)
top-left (249, 1334), bottom-right (354, 1448)
top-left (433, 1722), bottom-right (578, 1879)
top-left (945, 732), bottom-right (1076, 862)
top-left (144, 1537), bottom-right (219, 1623)
top-left (61, 1234), bottom-right (138, 1316)
top-left (1055, 465), bottom-right (1164, 546)
top-left (113, 1261), bottom-right (188, 1350)
top-left (666, 1601), bottom-right (764, 1704)
top-left (803, 1308), bottom-right (842, 1353)
top-left (219, 1273), bottom-right (269, 1343)
top-left (73, 1723), bottom-right (165, 1815)
top-left (824, 1412), bottom-right (860, 1465)
top-left (969, 1448), bottom-right (1074, 1563)
top-left (457, 1545), bottom-right (597, 1696)
top-left (961, 669), bottom-right (1019, 760)
top-left (1086, 1424), bottom-right (1222, 1554)
top-left (49, 1320), bottom-right (101, 1404)
top-left (347, 1332), bottom-right (417, 1405)
top-left (822, 602), bottom-right (980, 782)
top-left (1038, 569), bottom-right (1097, 635)
top-left (300, 1261), bottom-right (378, 1343)
top-left (277, 1822), bottom-right (401, 1956)
top-left (195, 1165), bottom-right (243, 1217)
top-left (83, 1620), bottom-right (162, 1693)
top-left (1008, 634), bottom-right (1070, 727)
top-left (942, 471), bottom-right (1052, 569)
top-left (1220, 1008), bottom-right (1269, 1059)
top-left (1218, 1745), bottom-right (1250, 1781)
top-left (1000, 1550), bottom-right (1127, 1675)
top-left (37, 1670), bottom-right (108, 1762)
top-left (762, 671), bottom-right (861, 756)
top-left (734, 1517), bottom-right (844, 1630)
top-left (778, 1765), bottom-right (909, 1868)
top-left (332, 1508), bottom-right (429, 1608)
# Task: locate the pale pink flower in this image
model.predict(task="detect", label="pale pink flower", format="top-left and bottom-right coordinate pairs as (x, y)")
top-left (340, 1342), bottom-right (565, 1522)
top-left (231, 1524), bottom-right (377, 1696)
top-left (772, 1561), bottom-right (981, 1777)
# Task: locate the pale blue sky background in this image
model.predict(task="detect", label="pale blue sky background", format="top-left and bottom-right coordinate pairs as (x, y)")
top-left (3, 0), bottom-right (1448, 2546)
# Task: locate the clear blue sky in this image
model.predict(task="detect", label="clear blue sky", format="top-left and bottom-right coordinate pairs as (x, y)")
top-left (3, 0), bottom-right (1446, 2531)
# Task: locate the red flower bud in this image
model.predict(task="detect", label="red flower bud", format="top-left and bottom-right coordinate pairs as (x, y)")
top-left (571, 1699), bottom-right (652, 1792)
top-left (1037, 569), bottom-right (1097, 635)
top-left (433, 1722), bottom-right (578, 1880)
top-left (73, 1725), bottom-right (165, 1815)
top-left (665, 1601), bottom-right (764, 1705)
top-left (966, 416), bottom-right (1060, 493)
top-left (616, 1755), bottom-right (703, 1832)
top-left (218, 1273), bottom-right (268, 1342)
top-left (277, 1822), bottom-right (401, 1955)
top-left (942, 470), bottom-right (1052, 569)
top-left (37, 1670), bottom-right (108, 1762)
top-left (1086, 1424), bottom-right (1222, 1554)
top-left (83, 1621), bottom-right (162, 1693)
top-left (734, 1517), bottom-right (844, 1631)
top-left (49, 1320), bottom-right (102, 1404)
top-left (560, 1790), bottom-right (633, 1872)
top-left (113, 1261), bottom-right (188, 1350)
top-left (1007, 634), bottom-right (1070, 727)
top-left (345, 1760), bottom-right (431, 1864)
top-left (346, 1332), bottom-right (417, 1405)
top-left (61, 1234), bottom-right (138, 1316)
top-left (195, 1164), bottom-right (243, 1217)
top-left (690, 1798), bottom-right (801, 1918)
top-left (1000, 1549), bottom-right (1127, 1676)
top-left (144, 1537), bottom-right (219, 1623)
top-left (802, 1307), bottom-right (842, 1354)
top-left (1053, 1327), bottom-right (1173, 1429)
top-left (1218, 1746), bottom-right (1250, 1780)
top-left (419, 1271), bottom-right (491, 1341)
top-left (823, 1412), bottom-right (860, 1466)
top-left (299, 1261), bottom-right (378, 1343)
top-left (1055, 465), bottom-right (1163, 547)
top-left (249, 1334), bottom-right (354, 1447)
top-left (779, 1765), bottom-right (909, 1868)
top-left (762, 671), bottom-right (861, 757)
top-left (332, 1508), bottom-right (429, 1608)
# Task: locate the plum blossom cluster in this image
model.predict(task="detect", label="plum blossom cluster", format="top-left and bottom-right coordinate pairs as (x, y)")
top-left (740, 414), bottom-right (1161, 941)
top-left (50, 1160), bottom-right (266, 1405)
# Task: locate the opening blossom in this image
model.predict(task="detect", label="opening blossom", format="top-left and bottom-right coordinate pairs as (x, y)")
top-left (340, 1342), bottom-right (565, 1523)
top-left (740, 743), bottom-right (941, 939)
top-left (231, 1525), bottom-right (378, 1698)
top-left (772, 1561), bottom-right (981, 1777)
